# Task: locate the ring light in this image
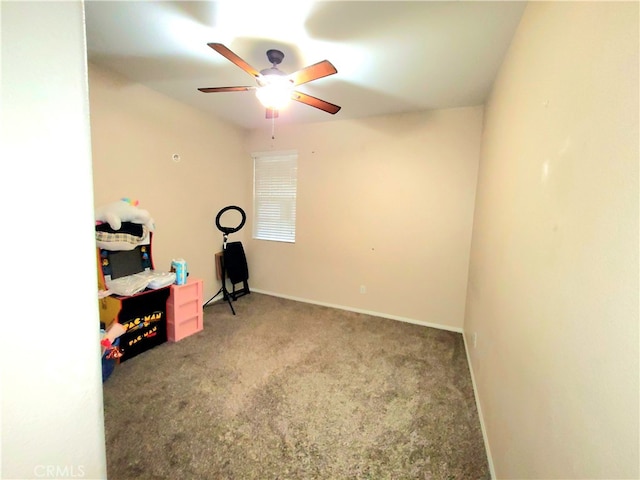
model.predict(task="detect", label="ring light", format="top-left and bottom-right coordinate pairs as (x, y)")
top-left (215, 205), bottom-right (246, 234)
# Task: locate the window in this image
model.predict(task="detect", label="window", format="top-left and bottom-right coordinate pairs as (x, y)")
top-left (252, 150), bottom-right (298, 243)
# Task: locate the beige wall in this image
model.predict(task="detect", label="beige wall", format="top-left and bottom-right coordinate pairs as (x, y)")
top-left (89, 66), bottom-right (482, 331)
top-left (87, 3), bottom-right (640, 475)
top-left (245, 108), bottom-right (482, 331)
top-left (2, 1), bottom-right (107, 477)
top-left (89, 64), bottom-right (249, 300)
top-left (465, 2), bottom-right (639, 479)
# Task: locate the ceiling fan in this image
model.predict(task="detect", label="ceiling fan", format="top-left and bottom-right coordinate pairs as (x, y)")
top-left (198, 43), bottom-right (341, 120)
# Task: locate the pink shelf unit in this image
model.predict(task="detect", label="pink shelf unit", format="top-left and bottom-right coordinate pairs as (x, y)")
top-left (167, 277), bottom-right (204, 342)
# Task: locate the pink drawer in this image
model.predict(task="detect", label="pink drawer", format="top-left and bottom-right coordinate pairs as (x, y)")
top-left (167, 278), bottom-right (204, 342)
top-left (167, 313), bottom-right (203, 342)
top-left (170, 278), bottom-right (203, 306)
top-left (167, 298), bottom-right (200, 319)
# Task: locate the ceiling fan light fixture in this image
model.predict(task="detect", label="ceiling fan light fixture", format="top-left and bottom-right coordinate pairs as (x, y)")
top-left (256, 76), bottom-right (294, 110)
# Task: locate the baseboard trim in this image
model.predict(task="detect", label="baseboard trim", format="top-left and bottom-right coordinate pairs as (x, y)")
top-left (250, 289), bottom-right (463, 333)
top-left (462, 332), bottom-right (496, 479)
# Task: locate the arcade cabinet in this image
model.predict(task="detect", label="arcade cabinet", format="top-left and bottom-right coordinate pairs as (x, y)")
top-left (96, 233), bottom-right (171, 362)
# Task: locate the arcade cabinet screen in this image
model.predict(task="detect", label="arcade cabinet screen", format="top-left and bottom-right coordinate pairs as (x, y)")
top-left (108, 248), bottom-right (144, 279)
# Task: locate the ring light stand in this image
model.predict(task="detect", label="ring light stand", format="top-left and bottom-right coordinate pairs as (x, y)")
top-left (203, 206), bottom-right (247, 315)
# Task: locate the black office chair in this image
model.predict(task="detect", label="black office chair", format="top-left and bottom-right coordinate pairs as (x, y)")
top-left (223, 241), bottom-right (250, 301)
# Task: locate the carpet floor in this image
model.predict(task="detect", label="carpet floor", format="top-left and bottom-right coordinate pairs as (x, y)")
top-left (102, 292), bottom-right (490, 479)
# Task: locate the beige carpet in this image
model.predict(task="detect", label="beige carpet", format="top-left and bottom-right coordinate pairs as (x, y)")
top-left (102, 293), bottom-right (490, 479)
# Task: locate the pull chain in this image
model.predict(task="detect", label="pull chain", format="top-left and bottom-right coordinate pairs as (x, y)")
top-left (271, 114), bottom-right (275, 140)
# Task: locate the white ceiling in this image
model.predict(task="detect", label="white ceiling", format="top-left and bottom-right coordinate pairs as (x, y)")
top-left (85, 1), bottom-right (527, 131)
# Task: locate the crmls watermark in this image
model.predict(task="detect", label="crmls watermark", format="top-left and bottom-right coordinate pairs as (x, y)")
top-left (34, 465), bottom-right (85, 478)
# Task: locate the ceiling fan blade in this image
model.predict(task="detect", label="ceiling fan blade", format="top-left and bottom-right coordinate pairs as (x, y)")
top-left (291, 91), bottom-right (341, 115)
top-left (289, 60), bottom-right (337, 86)
top-left (265, 108), bottom-right (279, 119)
top-left (207, 43), bottom-right (261, 79)
top-left (198, 86), bottom-right (256, 93)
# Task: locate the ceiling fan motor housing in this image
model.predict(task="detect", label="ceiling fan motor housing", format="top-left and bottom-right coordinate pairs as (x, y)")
top-left (259, 67), bottom-right (288, 77)
top-left (266, 49), bottom-right (284, 66)
top-left (260, 50), bottom-right (288, 84)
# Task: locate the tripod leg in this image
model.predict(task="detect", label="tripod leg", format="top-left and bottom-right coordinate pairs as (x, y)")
top-left (203, 287), bottom-right (224, 308)
top-left (226, 293), bottom-right (236, 315)
top-left (203, 286), bottom-right (236, 315)
top-left (220, 250), bottom-right (236, 315)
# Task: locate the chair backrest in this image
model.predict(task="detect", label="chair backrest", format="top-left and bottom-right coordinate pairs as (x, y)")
top-left (223, 241), bottom-right (248, 284)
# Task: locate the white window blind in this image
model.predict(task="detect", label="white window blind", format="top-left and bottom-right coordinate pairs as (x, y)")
top-left (252, 151), bottom-right (298, 243)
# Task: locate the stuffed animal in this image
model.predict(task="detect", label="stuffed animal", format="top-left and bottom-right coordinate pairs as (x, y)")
top-left (95, 199), bottom-right (155, 231)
